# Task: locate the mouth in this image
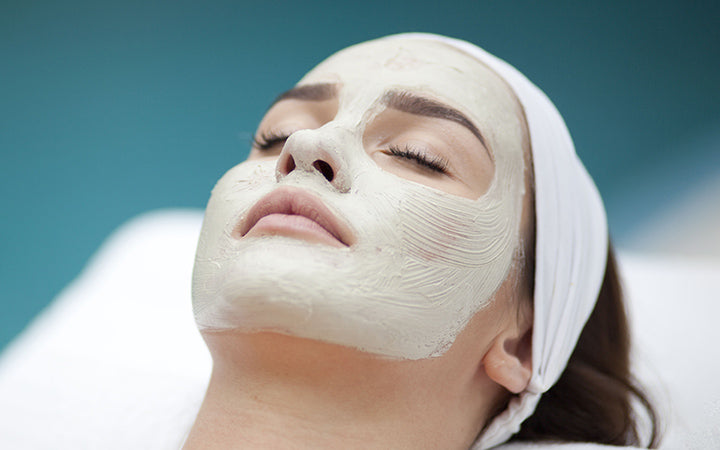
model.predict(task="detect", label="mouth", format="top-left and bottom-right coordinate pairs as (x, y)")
top-left (236, 187), bottom-right (355, 248)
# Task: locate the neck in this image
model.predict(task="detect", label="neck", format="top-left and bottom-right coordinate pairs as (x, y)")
top-left (183, 331), bottom-right (497, 449)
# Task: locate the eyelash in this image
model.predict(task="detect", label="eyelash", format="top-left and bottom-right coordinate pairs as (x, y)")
top-left (252, 131), bottom-right (449, 175)
top-left (253, 130), bottom-right (290, 151)
top-left (385, 145), bottom-right (449, 174)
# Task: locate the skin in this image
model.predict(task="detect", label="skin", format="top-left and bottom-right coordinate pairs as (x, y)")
top-left (184, 38), bottom-right (535, 450)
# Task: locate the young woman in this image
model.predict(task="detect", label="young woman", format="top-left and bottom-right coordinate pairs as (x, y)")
top-left (185, 34), bottom-right (658, 449)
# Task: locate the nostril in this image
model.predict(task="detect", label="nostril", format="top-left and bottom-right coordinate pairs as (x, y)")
top-left (282, 155), bottom-right (296, 175)
top-left (313, 160), bottom-right (334, 182)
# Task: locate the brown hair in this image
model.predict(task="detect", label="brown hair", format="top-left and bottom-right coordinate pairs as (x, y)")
top-left (510, 245), bottom-right (661, 447)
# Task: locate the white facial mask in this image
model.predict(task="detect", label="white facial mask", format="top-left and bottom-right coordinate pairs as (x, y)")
top-left (192, 38), bottom-right (526, 360)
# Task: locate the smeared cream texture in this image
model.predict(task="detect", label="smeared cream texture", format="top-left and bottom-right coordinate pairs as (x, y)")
top-left (192, 38), bottom-right (526, 360)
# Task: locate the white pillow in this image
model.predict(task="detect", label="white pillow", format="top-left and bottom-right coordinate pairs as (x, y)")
top-left (0, 210), bottom-right (209, 449)
top-left (0, 211), bottom-right (717, 449)
top-left (620, 252), bottom-right (720, 449)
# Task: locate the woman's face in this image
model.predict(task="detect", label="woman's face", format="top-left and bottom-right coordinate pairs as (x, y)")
top-left (192, 38), bottom-right (528, 360)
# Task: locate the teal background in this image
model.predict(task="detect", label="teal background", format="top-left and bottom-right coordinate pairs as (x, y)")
top-left (1, 0), bottom-right (719, 351)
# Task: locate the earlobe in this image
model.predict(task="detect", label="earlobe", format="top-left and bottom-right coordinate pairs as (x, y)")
top-left (482, 326), bottom-right (533, 394)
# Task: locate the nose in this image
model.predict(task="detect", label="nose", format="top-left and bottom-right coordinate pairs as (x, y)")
top-left (275, 129), bottom-right (350, 192)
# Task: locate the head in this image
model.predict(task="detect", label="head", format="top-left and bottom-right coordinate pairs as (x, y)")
top-left (192, 36), bottom-right (536, 445)
top-left (190, 35), bottom-right (651, 449)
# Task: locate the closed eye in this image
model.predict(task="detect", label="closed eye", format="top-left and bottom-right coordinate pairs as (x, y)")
top-left (384, 145), bottom-right (449, 174)
top-left (252, 130), bottom-right (292, 152)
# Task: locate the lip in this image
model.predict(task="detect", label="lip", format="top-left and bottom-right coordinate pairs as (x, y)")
top-left (237, 187), bottom-right (355, 247)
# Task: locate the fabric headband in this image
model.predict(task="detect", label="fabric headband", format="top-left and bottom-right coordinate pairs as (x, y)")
top-left (384, 33), bottom-right (609, 448)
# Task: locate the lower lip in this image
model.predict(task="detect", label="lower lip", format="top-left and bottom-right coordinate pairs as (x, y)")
top-left (244, 213), bottom-right (345, 247)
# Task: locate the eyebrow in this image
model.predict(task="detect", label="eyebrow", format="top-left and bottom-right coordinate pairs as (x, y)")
top-left (273, 83), bottom-right (338, 105)
top-left (383, 90), bottom-right (491, 161)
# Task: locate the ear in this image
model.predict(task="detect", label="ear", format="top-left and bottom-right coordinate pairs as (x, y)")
top-left (482, 319), bottom-right (533, 394)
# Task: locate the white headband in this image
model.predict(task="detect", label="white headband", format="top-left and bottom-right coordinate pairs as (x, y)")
top-left (385, 33), bottom-right (608, 448)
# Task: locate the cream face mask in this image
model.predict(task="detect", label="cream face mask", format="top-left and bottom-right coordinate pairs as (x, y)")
top-left (192, 38), bottom-right (526, 360)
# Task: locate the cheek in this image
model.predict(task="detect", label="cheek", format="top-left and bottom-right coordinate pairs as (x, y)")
top-left (398, 188), bottom-right (505, 267)
top-left (402, 208), bottom-right (471, 264)
top-left (219, 160), bottom-right (277, 197)
top-left (198, 161), bottom-right (278, 250)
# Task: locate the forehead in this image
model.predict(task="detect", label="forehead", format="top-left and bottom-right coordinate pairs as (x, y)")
top-left (299, 39), bottom-right (520, 121)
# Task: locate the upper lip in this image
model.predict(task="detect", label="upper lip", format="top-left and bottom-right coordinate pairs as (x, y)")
top-left (237, 187), bottom-right (355, 247)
